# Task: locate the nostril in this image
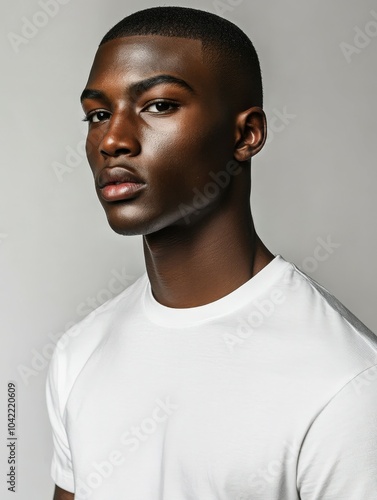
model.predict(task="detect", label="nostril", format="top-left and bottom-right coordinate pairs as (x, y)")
top-left (100, 147), bottom-right (132, 158)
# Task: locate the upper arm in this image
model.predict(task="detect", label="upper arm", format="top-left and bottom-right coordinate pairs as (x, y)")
top-left (53, 485), bottom-right (74, 500)
top-left (46, 350), bottom-right (75, 492)
top-left (297, 365), bottom-right (377, 499)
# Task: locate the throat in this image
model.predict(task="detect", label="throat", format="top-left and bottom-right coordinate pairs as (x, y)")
top-left (143, 223), bottom-right (273, 309)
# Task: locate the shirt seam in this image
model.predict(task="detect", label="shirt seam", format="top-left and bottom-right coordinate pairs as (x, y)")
top-left (296, 362), bottom-right (377, 488)
top-left (292, 264), bottom-right (377, 355)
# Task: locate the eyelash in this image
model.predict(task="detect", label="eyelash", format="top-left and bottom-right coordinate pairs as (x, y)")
top-left (82, 110), bottom-right (110, 123)
top-left (82, 100), bottom-right (180, 123)
top-left (143, 100), bottom-right (180, 114)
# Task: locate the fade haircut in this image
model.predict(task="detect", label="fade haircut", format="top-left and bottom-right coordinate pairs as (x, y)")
top-left (100, 6), bottom-right (263, 108)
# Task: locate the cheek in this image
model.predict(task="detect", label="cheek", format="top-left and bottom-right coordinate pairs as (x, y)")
top-left (141, 134), bottom-right (223, 213)
top-left (142, 130), bottom-right (199, 191)
top-left (142, 115), bottom-right (229, 168)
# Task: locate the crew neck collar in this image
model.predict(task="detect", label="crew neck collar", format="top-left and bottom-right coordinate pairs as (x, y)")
top-left (142, 255), bottom-right (290, 328)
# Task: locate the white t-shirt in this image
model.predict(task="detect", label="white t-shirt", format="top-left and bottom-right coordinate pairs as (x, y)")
top-left (46, 255), bottom-right (377, 499)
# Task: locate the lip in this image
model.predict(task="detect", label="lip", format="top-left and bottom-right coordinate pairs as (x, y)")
top-left (97, 166), bottom-right (145, 202)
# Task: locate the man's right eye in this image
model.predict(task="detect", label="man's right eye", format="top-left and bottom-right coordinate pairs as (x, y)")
top-left (83, 110), bottom-right (111, 123)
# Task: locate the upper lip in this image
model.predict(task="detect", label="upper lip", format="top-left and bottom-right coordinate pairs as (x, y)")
top-left (97, 166), bottom-right (145, 189)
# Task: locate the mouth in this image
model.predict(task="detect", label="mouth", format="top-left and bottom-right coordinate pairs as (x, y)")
top-left (100, 181), bottom-right (145, 202)
top-left (97, 167), bottom-right (146, 202)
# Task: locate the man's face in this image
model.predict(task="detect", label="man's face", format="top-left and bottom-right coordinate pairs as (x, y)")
top-left (81, 35), bottom-right (238, 235)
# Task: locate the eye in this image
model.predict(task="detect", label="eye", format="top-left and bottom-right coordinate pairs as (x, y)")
top-left (143, 101), bottom-right (179, 114)
top-left (83, 110), bottom-right (111, 123)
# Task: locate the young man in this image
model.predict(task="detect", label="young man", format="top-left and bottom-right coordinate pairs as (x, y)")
top-left (47, 6), bottom-right (377, 500)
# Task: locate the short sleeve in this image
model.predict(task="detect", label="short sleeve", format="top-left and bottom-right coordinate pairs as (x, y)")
top-left (45, 347), bottom-right (75, 493)
top-left (297, 364), bottom-right (377, 499)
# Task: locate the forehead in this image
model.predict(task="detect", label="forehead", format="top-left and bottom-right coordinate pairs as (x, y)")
top-left (87, 35), bottom-right (207, 87)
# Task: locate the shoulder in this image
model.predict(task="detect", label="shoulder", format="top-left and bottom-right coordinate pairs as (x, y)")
top-left (278, 257), bottom-right (377, 356)
top-left (274, 256), bottom-right (377, 393)
top-left (46, 272), bottom-right (148, 408)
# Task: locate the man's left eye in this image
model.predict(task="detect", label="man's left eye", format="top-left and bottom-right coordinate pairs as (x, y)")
top-left (144, 101), bottom-right (178, 113)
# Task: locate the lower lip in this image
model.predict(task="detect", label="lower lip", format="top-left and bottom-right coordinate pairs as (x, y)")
top-left (100, 182), bottom-right (145, 202)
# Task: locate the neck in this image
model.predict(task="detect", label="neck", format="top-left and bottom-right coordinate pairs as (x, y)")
top-left (142, 201), bottom-right (274, 308)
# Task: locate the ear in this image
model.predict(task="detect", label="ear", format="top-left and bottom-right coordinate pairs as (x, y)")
top-left (233, 107), bottom-right (267, 162)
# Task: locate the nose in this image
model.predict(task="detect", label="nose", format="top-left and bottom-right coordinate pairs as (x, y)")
top-left (99, 113), bottom-right (141, 158)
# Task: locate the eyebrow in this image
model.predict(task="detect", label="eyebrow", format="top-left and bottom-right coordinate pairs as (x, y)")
top-left (80, 74), bottom-right (195, 103)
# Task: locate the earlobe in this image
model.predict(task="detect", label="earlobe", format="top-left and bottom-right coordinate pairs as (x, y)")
top-left (233, 107), bottom-right (267, 162)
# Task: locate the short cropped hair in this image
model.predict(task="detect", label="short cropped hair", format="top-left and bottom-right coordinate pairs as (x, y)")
top-left (100, 6), bottom-right (263, 108)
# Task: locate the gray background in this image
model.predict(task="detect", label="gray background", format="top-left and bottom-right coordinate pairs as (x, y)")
top-left (1, 0), bottom-right (376, 498)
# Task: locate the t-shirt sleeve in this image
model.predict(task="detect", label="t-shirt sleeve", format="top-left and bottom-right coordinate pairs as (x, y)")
top-left (45, 347), bottom-right (75, 493)
top-left (297, 364), bottom-right (377, 499)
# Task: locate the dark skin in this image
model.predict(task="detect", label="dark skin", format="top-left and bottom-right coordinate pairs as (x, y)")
top-left (53, 485), bottom-right (74, 500)
top-left (54, 34), bottom-right (273, 499)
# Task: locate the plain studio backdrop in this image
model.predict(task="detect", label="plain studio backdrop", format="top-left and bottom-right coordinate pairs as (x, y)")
top-left (1, 0), bottom-right (376, 497)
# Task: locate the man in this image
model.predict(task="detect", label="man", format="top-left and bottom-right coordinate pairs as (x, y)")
top-left (47, 6), bottom-right (377, 500)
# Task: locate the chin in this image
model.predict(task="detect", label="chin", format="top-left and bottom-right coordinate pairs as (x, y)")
top-left (103, 205), bottom-right (149, 236)
top-left (106, 218), bottom-right (144, 236)
top-left (104, 206), bottom-right (192, 237)
top-left (105, 212), bottom-right (162, 236)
